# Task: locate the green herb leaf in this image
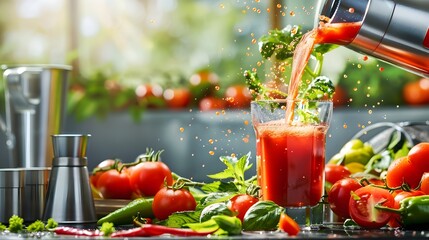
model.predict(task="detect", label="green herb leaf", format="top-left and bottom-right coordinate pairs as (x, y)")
top-left (207, 153), bottom-right (252, 193)
top-left (242, 201), bottom-right (283, 231)
top-left (259, 25), bottom-right (303, 61)
top-left (162, 210), bottom-right (201, 228)
top-left (199, 203), bottom-right (234, 222)
top-left (300, 76), bottom-right (335, 100)
top-left (211, 215), bottom-right (242, 235)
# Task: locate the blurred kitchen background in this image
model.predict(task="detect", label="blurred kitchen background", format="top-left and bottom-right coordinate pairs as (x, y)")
top-left (0, 0), bottom-right (428, 181)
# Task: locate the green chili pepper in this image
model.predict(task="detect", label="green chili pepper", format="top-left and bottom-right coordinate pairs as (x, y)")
top-left (377, 195), bottom-right (429, 229)
top-left (97, 197), bottom-right (154, 226)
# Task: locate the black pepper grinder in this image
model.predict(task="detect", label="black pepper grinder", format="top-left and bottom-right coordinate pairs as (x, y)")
top-left (43, 134), bottom-right (97, 224)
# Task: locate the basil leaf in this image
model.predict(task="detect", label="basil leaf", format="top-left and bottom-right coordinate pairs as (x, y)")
top-left (200, 203), bottom-right (234, 222)
top-left (212, 215), bottom-right (242, 235)
top-left (162, 210), bottom-right (201, 228)
top-left (242, 201), bottom-right (283, 231)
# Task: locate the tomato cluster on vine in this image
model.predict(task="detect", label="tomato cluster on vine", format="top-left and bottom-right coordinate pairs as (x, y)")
top-left (90, 150), bottom-right (173, 200)
top-left (326, 142), bottom-right (429, 229)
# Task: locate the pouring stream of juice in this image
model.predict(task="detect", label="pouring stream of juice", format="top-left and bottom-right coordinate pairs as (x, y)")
top-left (285, 21), bottom-right (362, 123)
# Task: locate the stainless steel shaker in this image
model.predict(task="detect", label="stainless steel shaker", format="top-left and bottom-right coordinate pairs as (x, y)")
top-left (320, 0), bottom-right (429, 77)
top-left (1, 65), bottom-right (71, 168)
top-left (43, 134), bottom-right (97, 224)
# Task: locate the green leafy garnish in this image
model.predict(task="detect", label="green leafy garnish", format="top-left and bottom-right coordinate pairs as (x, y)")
top-left (45, 218), bottom-right (58, 230)
top-left (242, 201), bottom-right (283, 231)
top-left (26, 220), bottom-right (45, 232)
top-left (100, 222), bottom-right (115, 237)
top-left (204, 152), bottom-right (255, 194)
top-left (8, 215), bottom-right (24, 233)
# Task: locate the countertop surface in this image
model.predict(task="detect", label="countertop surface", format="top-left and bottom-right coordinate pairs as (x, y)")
top-left (1, 225), bottom-right (429, 239)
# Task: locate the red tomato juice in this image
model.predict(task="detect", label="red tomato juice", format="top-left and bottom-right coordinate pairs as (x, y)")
top-left (255, 121), bottom-right (328, 207)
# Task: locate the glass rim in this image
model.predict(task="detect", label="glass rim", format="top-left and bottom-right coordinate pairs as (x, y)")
top-left (251, 99), bottom-right (333, 104)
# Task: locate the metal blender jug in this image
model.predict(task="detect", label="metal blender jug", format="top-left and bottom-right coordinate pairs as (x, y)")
top-left (1, 65), bottom-right (72, 168)
top-left (320, 0), bottom-right (429, 77)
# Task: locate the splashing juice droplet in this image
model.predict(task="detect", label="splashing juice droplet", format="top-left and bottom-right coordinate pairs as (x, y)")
top-left (363, 55), bottom-right (369, 61)
top-left (348, 8), bottom-right (355, 13)
top-left (289, 11), bottom-right (295, 16)
top-left (379, 67), bottom-right (385, 72)
top-left (209, 151), bottom-right (215, 156)
top-left (276, 4), bottom-right (282, 8)
top-left (343, 124), bottom-right (348, 129)
top-left (180, 127), bottom-right (185, 132)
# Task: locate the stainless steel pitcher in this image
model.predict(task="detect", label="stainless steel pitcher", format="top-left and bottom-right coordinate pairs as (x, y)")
top-left (320, 0), bottom-right (429, 77)
top-left (1, 65), bottom-right (72, 168)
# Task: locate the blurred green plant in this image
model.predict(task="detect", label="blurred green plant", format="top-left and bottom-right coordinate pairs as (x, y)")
top-left (337, 60), bottom-right (419, 107)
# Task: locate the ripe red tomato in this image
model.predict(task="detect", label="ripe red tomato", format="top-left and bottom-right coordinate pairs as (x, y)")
top-left (199, 96), bottom-right (226, 111)
top-left (90, 159), bottom-right (117, 187)
top-left (403, 78), bottom-right (429, 105)
top-left (385, 156), bottom-right (424, 189)
top-left (278, 212), bottom-right (300, 236)
top-left (419, 172), bottom-right (429, 194)
top-left (97, 169), bottom-right (133, 199)
top-left (163, 88), bottom-right (192, 109)
top-left (349, 186), bottom-right (394, 229)
top-left (129, 161), bottom-right (173, 196)
top-left (227, 194), bottom-right (259, 222)
top-left (388, 190), bottom-right (425, 228)
top-left (224, 85), bottom-right (252, 109)
top-left (407, 142), bottom-right (429, 173)
top-left (328, 178), bottom-right (362, 219)
top-left (324, 164), bottom-right (351, 186)
top-left (152, 187), bottom-right (197, 220)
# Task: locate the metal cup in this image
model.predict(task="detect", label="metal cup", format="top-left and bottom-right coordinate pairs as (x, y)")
top-left (0, 167), bottom-right (50, 223)
top-left (43, 134), bottom-right (96, 224)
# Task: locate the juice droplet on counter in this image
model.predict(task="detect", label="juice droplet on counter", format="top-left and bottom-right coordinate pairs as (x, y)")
top-left (179, 127), bottom-right (185, 132)
top-left (208, 139), bottom-right (214, 144)
top-left (379, 67), bottom-right (385, 72)
top-left (244, 120), bottom-right (249, 125)
top-left (209, 151), bottom-right (215, 156)
top-left (348, 8), bottom-right (355, 13)
top-left (362, 55), bottom-right (369, 61)
top-left (343, 123), bottom-right (348, 129)
top-left (368, 110), bottom-right (373, 114)
top-left (242, 137), bottom-right (249, 143)
top-left (276, 4), bottom-right (282, 8)
top-left (289, 11), bottom-right (295, 16)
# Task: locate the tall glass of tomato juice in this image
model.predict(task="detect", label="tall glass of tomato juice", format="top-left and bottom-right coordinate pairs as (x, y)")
top-left (251, 100), bottom-right (332, 223)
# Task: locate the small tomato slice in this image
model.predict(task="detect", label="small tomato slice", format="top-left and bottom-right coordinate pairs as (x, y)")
top-left (328, 178), bottom-right (361, 219)
top-left (349, 186), bottom-right (394, 229)
top-left (152, 187), bottom-right (197, 220)
top-left (385, 156), bottom-right (424, 189)
top-left (278, 212), bottom-right (300, 236)
top-left (227, 194), bottom-right (259, 222)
